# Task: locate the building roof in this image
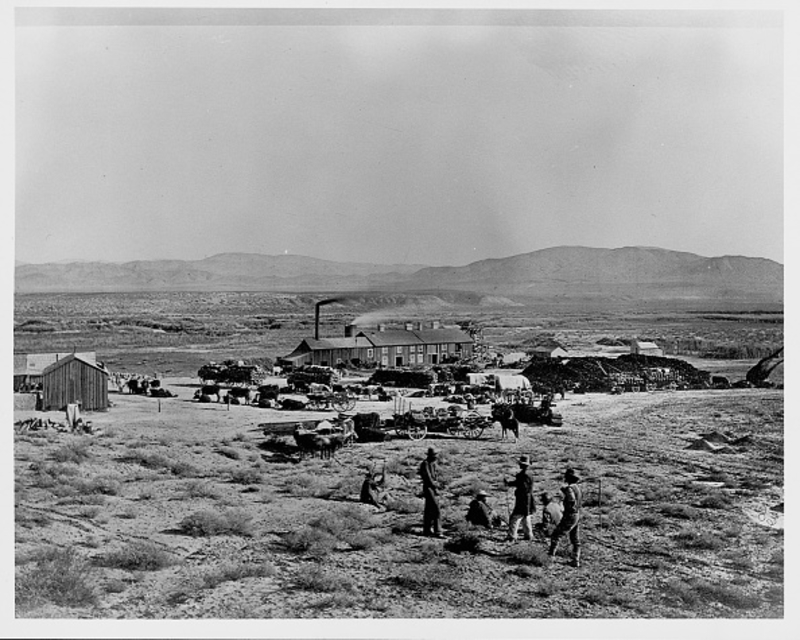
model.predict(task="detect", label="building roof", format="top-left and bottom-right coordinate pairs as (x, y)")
top-left (530, 344), bottom-right (567, 353)
top-left (41, 353), bottom-right (108, 376)
top-left (14, 352), bottom-right (97, 376)
top-left (634, 341), bottom-right (661, 350)
top-left (304, 337), bottom-right (373, 350)
top-left (358, 330), bottom-right (424, 347)
top-left (411, 328), bottom-right (473, 344)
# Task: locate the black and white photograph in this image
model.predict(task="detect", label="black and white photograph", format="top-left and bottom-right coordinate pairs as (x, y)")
top-left (7, 3), bottom-right (793, 638)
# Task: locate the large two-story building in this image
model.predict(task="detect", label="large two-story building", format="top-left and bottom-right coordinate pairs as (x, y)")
top-left (280, 321), bottom-right (474, 369)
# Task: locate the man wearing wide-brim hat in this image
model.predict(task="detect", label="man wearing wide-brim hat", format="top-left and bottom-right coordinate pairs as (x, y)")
top-left (419, 447), bottom-right (444, 537)
top-left (548, 467), bottom-right (584, 567)
top-left (466, 489), bottom-right (496, 529)
top-left (504, 455), bottom-right (536, 541)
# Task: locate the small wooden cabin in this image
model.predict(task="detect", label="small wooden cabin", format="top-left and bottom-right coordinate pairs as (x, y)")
top-left (41, 354), bottom-right (109, 411)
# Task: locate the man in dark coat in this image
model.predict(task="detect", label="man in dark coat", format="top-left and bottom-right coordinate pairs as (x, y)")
top-left (548, 468), bottom-right (584, 567)
top-left (466, 490), bottom-right (495, 529)
top-left (419, 447), bottom-right (443, 537)
top-left (505, 455), bottom-right (536, 541)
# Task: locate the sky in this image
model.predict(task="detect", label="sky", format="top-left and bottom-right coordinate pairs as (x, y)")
top-left (14, 8), bottom-right (785, 267)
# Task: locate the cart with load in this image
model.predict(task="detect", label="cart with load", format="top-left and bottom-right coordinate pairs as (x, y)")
top-left (391, 398), bottom-right (493, 441)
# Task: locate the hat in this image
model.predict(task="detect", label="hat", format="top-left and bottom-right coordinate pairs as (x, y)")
top-left (564, 468), bottom-right (580, 483)
top-left (476, 490), bottom-right (489, 498)
top-left (426, 447), bottom-right (438, 460)
top-left (518, 455), bottom-right (531, 466)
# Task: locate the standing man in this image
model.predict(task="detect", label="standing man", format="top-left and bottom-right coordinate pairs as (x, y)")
top-left (548, 468), bottom-right (583, 567)
top-left (419, 447), bottom-right (444, 538)
top-left (505, 455), bottom-right (536, 541)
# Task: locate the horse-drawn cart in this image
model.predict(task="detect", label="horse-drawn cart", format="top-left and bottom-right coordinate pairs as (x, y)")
top-left (305, 390), bottom-right (357, 412)
top-left (391, 398), bottom-right (493, 440)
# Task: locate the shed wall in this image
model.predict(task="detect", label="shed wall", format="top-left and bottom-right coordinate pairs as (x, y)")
top-left (42, 360), bottom-right (108, 411)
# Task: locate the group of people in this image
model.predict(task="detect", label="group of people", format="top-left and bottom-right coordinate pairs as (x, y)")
top-left (424, 448), bottom-right (584, 567)
top-left (357, 446), bottom-right (584, 567)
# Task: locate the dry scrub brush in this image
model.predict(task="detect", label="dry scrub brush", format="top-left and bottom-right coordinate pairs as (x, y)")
top-left (178, 509), bottom-right (255, 537)
top-left (96, 541), bottom-right (176, 571)
top-left (16, 546), bottom-right (97, 612)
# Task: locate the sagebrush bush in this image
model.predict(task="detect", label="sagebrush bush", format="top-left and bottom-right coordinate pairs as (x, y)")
top-left (444, 530), bottom-right (482, 554)
top-left (230, 467), bottom-right (263, 485)
top-left (308, 592), bottom-right (358, 610)
top-left (386, 497), bottom-right (418, 514)
top-left (16, 546), bottom-right (97, 610)
top-left (391, 565), bottom-right (461, 590)
top-left (183, 480), bottom-right (220, 499)
top-left (507, 544), bottom-right (551, 567)
top-left (126, 449), bottom-right (198, 477)
top-left (98, 541), bottom-right (175, 571)
top-left (283, 526), bottom-right (338, 557)
top-left (673, 529), bottom-right (725, 551)
top-left (201, 561), bottom-right (276, 589)
top-left (52, 440), bottom-right (92, 464)
top-left (663, 577), bottom-right (761, 610)
top-left (294, 564), bottom-right (355, 593)
top-left (285, 472), bottom-right (333, 498)
top-left (696, 492), bottom-right (733, 510)
top-left (658, 503), bottom-right (700, 520)
top-left (634, 514), bottom-right (664, 528)
top-left (178, 509), bottom-right (254, 537)
top-left (217, 446), bottom-right (242, 460)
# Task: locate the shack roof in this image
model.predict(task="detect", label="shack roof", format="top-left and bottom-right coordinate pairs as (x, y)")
top-left (635, 341), bottom-right (661, 350)
top-left (41, 353), bottom-right (108, 376)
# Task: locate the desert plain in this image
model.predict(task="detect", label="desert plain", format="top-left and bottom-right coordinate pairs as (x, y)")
top-left (13, 291), bottom-right (784, 620)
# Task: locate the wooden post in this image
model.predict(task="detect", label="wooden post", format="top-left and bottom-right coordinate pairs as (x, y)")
top-left (158, 399), bottom-right (161, 413)
top-left (598, 478), bottom-right (603, 530)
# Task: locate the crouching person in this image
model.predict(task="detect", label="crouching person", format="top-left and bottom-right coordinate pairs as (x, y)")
top-left (466, 490), bottom-right (496, 529)
top-left (360, 471), bottom-right (386, 510)
top-left (548, 468), bottom-right (583, 567)
top-left (537, 491), bottom-right (563, 536)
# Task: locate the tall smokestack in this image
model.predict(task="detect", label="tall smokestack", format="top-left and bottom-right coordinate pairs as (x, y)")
top-left (314, 299), bottom-right (338, 340)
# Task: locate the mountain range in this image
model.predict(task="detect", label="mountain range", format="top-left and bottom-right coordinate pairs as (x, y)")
top-left (14, 246), bottom-right (783, 303)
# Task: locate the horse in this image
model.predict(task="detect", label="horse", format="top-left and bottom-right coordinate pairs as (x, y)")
top-left (491, 402), bottom-right (520, 441)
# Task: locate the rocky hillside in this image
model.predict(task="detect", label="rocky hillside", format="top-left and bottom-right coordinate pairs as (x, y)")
top-left (14, 246), bottom-right (783, 303)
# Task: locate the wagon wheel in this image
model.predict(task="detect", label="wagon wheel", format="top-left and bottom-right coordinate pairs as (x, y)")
top-left (331, 393), bottom-right (351, 413)
top-left (446, 419), bottom-right (461, 436)
top-left (344, 396), bottom-right (356, 411)
top-left (461, 411), bottom-right (486, 440)
top-left (406, 424), bottom-right (428, 441)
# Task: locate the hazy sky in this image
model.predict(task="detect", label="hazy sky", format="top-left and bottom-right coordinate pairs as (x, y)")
top-left (15, 9), bottom-right (784, 266)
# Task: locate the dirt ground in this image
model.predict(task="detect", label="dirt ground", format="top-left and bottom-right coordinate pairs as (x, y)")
top-left (14, 379), bottom-right (784, 621)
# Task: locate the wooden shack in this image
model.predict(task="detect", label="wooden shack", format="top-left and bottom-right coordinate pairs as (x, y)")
top-left (41, 354), bottom-right (109, 411)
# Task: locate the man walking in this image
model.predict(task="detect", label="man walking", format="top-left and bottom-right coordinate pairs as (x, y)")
top-left (548, 468), bottom-right (583, 567)
top-left (419, 447), bottom-right (443, 537)
top-left (505, 455), bottom-right (535, 541)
